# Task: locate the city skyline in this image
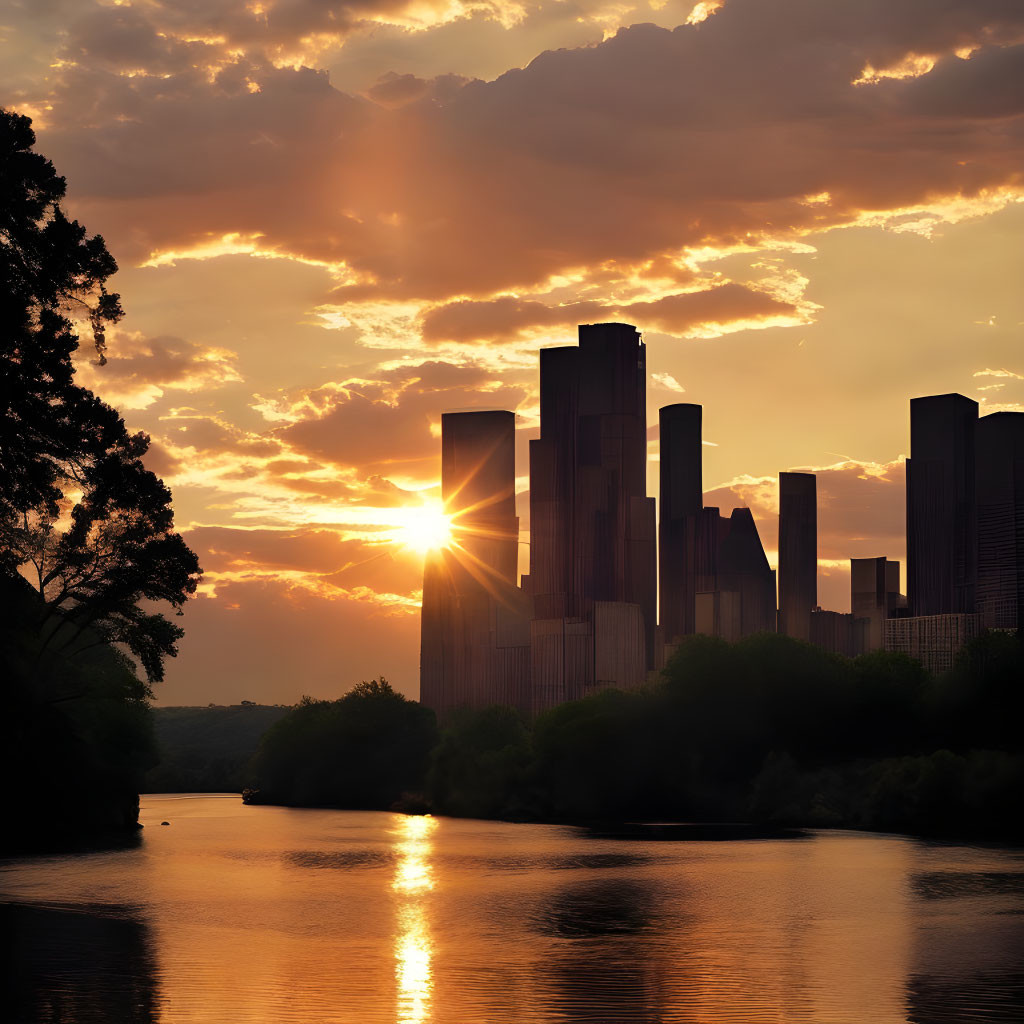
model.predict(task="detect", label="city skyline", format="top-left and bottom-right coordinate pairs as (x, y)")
top-left (4, 0), bottom-right (1023, 704)
top-left (421, 322), bottom-right (1024, 712)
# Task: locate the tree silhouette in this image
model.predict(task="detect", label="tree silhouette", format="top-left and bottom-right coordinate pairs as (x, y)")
top-left (254, 679), bottom-right (438, 808)
top-left (0, 108), bottom-right (200, 686)
top-left (1, 110), bottom-right (122, 541)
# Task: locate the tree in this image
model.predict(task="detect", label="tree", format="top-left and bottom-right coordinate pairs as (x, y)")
top-left (1, 110), bottom-right (122, 535)
top-left (0, 108), bottom-right (200, 688)
top-left (428, 705), bottom-right (534, 819)
top-left (254, 680), bottom-right (439, 808)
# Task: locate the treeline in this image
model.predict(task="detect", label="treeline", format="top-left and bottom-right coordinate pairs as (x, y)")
top-left (145, 704), bottom-right (288, 794)
top-left (249, 631), bottom-right (1024, 840)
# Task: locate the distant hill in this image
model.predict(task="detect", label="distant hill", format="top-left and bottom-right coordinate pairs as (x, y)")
top-left (144, 704), bottom-right (290, 794)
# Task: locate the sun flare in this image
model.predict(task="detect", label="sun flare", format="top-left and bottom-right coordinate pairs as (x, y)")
top-left (395, 501), bottom-right (453, 555)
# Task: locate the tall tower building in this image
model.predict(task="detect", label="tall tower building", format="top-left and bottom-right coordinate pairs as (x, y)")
top-left (693, 507), bottom-right (776, 640)
top-left (659, 404), bottom-right (703, 644)
top-left (851, 555), bottom-right (888, 651)
top-left (906, 394), bottom-right (978, 616)
top-left (975, 411), bottom-right (1024, 630)
top-left (420, 410), bottom-right (529, 719)
top-left (529, 323), bottom-right (656, 710)
top-left (777, 472), bottom-right (817, 641)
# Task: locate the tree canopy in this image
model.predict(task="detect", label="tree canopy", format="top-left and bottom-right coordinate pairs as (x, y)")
top-left (253, 679), bottom-right (439, 808)
top-left (1, 109), bottom-right (200, 686)
top-left (1, 108), bottom-right (201, 843)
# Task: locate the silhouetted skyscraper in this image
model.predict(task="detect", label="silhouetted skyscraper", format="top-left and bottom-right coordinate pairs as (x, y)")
top-left (421, 410), bottom-right (529, 718)
top-left (976, 411), bottom-right (1024, 630)
top-left (693, 506), bottom-right (776, 640)
top-left (851, 555), bottom-right (888, 651)
top-left (717, 507), bottom-right (777, 635)
top-left (906, 394), bottom-right (978, 616)
top-left (441, 410), bottom-right (518, 583)
top-left (659, 403), bottom-right (703, 643)
top-left (530, 323), bottom-right (656, 710)
top-left (778, 472), bottom-right (817, 641)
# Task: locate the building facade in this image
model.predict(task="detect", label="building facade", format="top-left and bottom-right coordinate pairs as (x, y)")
top-left (420, 346), bottom-right (1019, 715)
top-left (906, 393), bottom-right (978, 616)
top-left (810, 609), bottom-right (867, 658)
top-left (884, 613), bottom-right (983, 675)
top-left (850, 556), bottom-right (903, 652)
top-left (778, 471), bottom-right (817, 641)
top-left (658, 403), bottom-right (703, 644)
top-left (976, 411), bottom-right (1024, 631)
top-left (420, 410), bottom-right (530, 719)
top-left (529, 323), bottom-right (657, 711)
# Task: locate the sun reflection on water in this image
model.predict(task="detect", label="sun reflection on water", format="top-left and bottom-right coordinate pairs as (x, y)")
top-left (392, 814), bottom-right (437, 1023)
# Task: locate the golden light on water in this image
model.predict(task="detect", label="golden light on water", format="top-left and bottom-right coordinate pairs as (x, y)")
top-left (396, 906), bottom-right (432, 1024)
top-left (393, 814), bottom-right (437, 1024)
top-left (393, 813), bottom-right (436, 893)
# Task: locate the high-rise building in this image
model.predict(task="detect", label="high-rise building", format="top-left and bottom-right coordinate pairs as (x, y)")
top-left (529, 323), bottom-right (656, 710)
top-left (693, 507), bottom-right (776, 640)
top-left (716, 507), bottom-right (777, 635)
top-left (778, 472), bottom-right (817, 641)
top-left (851, 556), bottom-right (889, 651)
top-left (420, 410), bottom-right (530, 719)
top-left (659, 403), bottom-right (702, 643)
top-left (906, 394), bottom-right (978, 616)
top-left (976, 411), bottom-right (1024, 630)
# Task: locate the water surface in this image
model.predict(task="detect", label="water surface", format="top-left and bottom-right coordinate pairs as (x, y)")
top-left (2, 794), bottom-right (1022, 1023)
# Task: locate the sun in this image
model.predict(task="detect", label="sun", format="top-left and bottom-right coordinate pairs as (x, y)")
top-left (395, 500), bottom-right (453, 555)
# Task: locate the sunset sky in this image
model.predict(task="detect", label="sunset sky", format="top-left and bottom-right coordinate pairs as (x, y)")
top-left (3, 0), bottom-right (1023, 704)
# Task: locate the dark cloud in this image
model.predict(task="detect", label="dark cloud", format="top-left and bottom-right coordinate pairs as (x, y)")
top-left (275, 362), bottom-right (529, 471)
top-left (55, 0), bottom-right (501, 73)
top-left (26, 0), bottom-right (1024, 304)
top-left (625, 285), bottom-right (796, 335)
top-left (365, 71), bottom-right (471, 107)
top-left (899, 45), bottom-right (1024, 119)
top-left (421, 297), bottom-right (606, 343)
top-left (142, 437), bottom-right (185, 480)
top-left (160, 413), bottom-right (282, 459)
top-left (420, 284), bottom-right (796, 343)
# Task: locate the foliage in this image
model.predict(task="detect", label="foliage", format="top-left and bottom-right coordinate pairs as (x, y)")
top-left (0, 108), bottom-right (201, 684)
top-left (1, 577), bottom-right (157, 849)
top-left (926, 629), bottom-right (1024, 751)
top-left (532, 687), bottom-right (657, 820)
top-left (1, 108), bottom-right (123, 534)
top-left (141, 630), bottom-right (1021, 840)
top-left (0, 109), bottom-right (201, 841)
top-left (427, 705), bottom-right (534, 819)
top-left (429, 631), bottom-right (1020, 837)
top-left (144, 704), bottom-right (290, 794)
top-left (253, 679), bottom-right (438, 808)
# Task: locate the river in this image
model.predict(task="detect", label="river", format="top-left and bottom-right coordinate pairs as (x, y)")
top-left (1, 793), bottom-right (1022, 1022)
